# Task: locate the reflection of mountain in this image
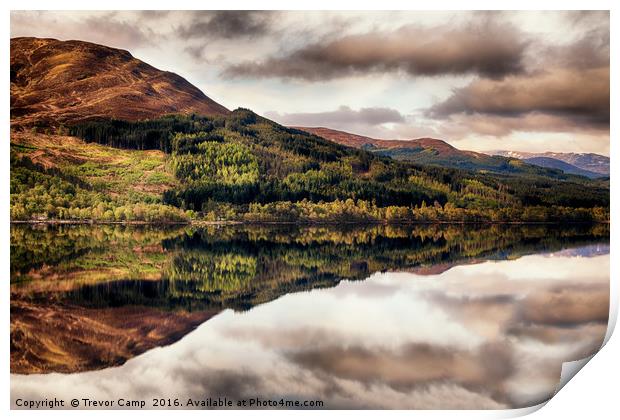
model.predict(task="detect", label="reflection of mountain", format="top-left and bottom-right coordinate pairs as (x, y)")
top-left (11, 300), bottom-right (217, 374)
top-left (10, 224), bottom-right (609, 374)
top-left (542, 243), bottom-right (610, 258)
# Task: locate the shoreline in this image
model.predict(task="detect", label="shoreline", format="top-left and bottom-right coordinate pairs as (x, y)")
top-left (9, 219), bottom-right (610, 226)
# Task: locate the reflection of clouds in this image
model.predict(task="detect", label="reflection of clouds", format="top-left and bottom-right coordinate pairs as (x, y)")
top-left (519, 285), bottom-right (609, 326)
top-left (287, 341), bottom-right (514, 395)
top-left (11, 250), bottom-right (609, 409)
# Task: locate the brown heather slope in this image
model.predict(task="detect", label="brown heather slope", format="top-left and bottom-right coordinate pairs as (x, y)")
top-left (293, 126), bottom-right (485, 158)
top-left (10, 37), bottom-right (230, 127)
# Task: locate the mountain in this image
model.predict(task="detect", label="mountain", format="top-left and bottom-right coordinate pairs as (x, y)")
top-left (10, 300), bottom-right (217, 374)
top-left (491, 151), bottom-right (609, 176)
top-left (522, 157), bottom-right (603, 179)
top-left (10, 37), bottom-right (229, 127)
top-left (293, 126), bottom-right (578, 177)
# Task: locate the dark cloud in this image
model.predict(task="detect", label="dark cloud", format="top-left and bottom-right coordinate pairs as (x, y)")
top-left (185, 45), bottom-right (205, 60)
top-left (266, 106), bottom-right (405, 128)
top-left (178, 11), bottom-right (277, 40)
top-left (428, 67), bottom-right (609, 127)
top-left (507, 323), bottom-right (607, 349)
top-left (428, 29), bottom-right (610, 130)
top-left (518, 285), bottom-right (609, 327)
top-left (286, 341), bottom-right (516, 406)
top-left (223, 20), bottom-right (528, 81)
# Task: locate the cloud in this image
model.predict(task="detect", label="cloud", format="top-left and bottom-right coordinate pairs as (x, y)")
top-left (288, 342), bottom-right (514, 390)
top-left (178, 11), bottom-right (277, 40)
top-left (266, 106), bottom-right (406, 128)
top-left (539, 27), bottom-right (609, 71)
top-left (519, 285), bottom-right (609, 326)
top-left (223, 20), bottom-right (528, 81)
top-left (137, 10), bottom-right (171, 20)
top-left (436, 112), bottom-right (610, 140)
top-left (8, 11), bottom-right (611, 153)
top-left (563, 10), bottom-right (610, 28)
top-left (264, 105), bottom-right (437, 141)
top-left (429, 67), bottom-right (609, 128)
top-left (428, 29), bottom-right (610, 133)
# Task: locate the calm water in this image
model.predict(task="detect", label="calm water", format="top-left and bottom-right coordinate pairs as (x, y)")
top-left (10, 224), bottom-right (610, 409)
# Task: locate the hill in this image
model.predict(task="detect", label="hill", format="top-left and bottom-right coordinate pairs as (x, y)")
top-left (293, 126), bottom-right (480, 157)
top-left (522, 157), bottom-right (603, 179)
top-left (293, 126), bottom-right (573, 177)
top-left (491, 151), bottom-right (609, 176)
top-left (10, 37), bottom-right (229, 127)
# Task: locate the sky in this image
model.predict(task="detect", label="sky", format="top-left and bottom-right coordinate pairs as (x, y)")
top-left (10, 10), bottom-right (610, 154)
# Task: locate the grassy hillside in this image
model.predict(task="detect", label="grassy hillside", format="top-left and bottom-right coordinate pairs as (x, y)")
top-left (10, 108), bottom-right (608, 223)
top-left (10, 131), bottom-right (187, 222)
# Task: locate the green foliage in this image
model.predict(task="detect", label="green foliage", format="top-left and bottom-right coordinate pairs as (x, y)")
top-left (170, 140), bottom-right (259, 186)
top-left (10, 153), bottom-right (189, 223)
top-left (69, 114), bottom-right (225, 152)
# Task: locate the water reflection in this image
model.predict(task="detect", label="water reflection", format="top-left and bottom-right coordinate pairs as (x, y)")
top-left (10, 224), bottom-right (610, 409)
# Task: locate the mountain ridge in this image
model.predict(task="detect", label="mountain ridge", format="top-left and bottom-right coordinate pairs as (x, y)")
top-left (292, 126), bottom-right (470, 156)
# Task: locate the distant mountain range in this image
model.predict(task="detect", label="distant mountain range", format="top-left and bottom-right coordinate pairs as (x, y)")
top-left (490, 151), bottom-right (609, 177)
top-left (520, 157), bottom-right (602, 179)
top-left (294, 126), bottom-right (604, 179)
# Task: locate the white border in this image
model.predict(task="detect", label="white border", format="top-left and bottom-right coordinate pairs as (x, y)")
top-left (3, 2), bottom-right (617, 420)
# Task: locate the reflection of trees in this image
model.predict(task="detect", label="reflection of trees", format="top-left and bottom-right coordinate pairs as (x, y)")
top-left (165, 252), bottom-right (257, 294)
top-left (11, 223), bottom-right (609, 313)
top-left (10, 224), bottom-right (187, 281)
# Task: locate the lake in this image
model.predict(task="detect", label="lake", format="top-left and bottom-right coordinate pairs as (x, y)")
top-left (10, 223), bottom-right (610, 409)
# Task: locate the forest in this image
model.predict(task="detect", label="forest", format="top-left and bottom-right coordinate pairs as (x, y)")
top-left (11, 109), bottom-right (610, 223)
